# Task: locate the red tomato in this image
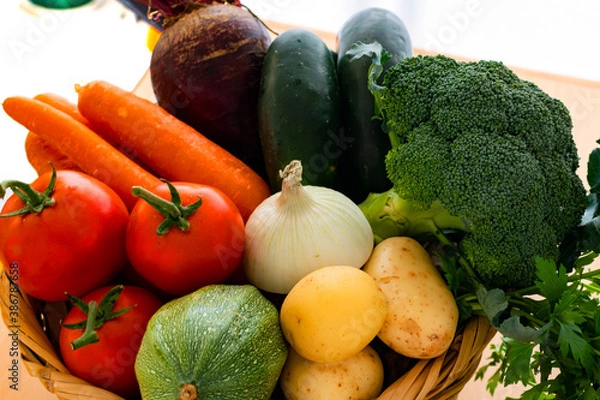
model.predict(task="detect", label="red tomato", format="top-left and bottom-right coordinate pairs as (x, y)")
top-left (0, 170), bottom-right (129, 301)
top-left (126, 181), bottom-right (245, 296)
top-left (59, 285), bottom-right (162, 398)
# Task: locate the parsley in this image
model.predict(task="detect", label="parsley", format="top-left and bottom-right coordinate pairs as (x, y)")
top-left (476, 257), bottom-right (600, 399)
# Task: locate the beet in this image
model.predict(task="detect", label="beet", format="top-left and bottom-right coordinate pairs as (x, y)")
top-left (148, 2), bottom-right (271, 177)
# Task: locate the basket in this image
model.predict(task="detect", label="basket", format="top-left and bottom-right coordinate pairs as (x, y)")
top-left (0, 270), bottom-right (496, 400)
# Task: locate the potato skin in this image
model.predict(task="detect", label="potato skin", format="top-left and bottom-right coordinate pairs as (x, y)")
top-left (280, 345), bottom-right (384, 400)
top-left (280, 265), bottom-right (387, 363)
top-left (363, 237), bottom-right (459, 359)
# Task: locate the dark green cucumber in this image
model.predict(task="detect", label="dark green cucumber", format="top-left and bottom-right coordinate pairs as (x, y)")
top-left (258, 28), bottom-right (343, 192)
top-left (335, 7), bottom-right (413, 203)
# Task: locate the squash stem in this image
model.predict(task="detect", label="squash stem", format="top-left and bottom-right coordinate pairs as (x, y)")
top-left (179, 383), bottom-right (198, 400)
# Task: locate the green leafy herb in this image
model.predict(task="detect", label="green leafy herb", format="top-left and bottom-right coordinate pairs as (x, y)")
top-left (467, 256), bottom-right (600, 399)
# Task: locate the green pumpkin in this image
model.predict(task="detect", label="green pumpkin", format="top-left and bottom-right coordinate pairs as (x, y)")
top-left (135, 284), bottom-right (288, 400)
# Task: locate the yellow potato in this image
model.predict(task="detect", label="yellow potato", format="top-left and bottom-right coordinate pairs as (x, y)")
top-left (363, 237), bottom-right (458, 359)
top-left (280, 265), bottom-right (387, 363)
top-left (280, 345), bottom-right (384, 400)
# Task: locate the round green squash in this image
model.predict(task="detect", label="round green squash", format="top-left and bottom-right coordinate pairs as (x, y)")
top-left (135, 284), bottom-right (288, 400)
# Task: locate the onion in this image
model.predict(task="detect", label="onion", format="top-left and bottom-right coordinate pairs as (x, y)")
top-left (144, 0), bottom-right (271, 176)
top-left (243, 160), bottom-right (374, 294)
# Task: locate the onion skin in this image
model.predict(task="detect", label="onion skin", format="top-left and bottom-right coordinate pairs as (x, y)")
top-left (150, 4), bottom-right (271, 177)
top-left (243, 161), bottom-right (375, 295)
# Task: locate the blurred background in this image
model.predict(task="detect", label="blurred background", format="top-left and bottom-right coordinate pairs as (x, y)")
top-left (0, 1), bottom-right (599, 398)
top-left (245, 0), bottom-right (600, 82)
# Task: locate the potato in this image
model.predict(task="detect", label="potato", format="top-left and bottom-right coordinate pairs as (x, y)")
top-left (363, 237), bottom-right (458, 359)
top-left (280, 345), bottom-right (384, 400)
top-left (280, 265), bottom-right (387, 363)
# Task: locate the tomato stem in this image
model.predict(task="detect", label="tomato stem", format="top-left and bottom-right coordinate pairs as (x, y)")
top-left (63, 285), bottom-right (135, 350)
top-left (132, 181), bottom-right (202, 236)
top-left (70, 300), bottom-right (100, 350)
top-left (0, 164), bottom-right (56, 217)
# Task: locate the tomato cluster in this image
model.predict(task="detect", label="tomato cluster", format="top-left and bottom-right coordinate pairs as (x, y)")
top-left (0, 168), bottom-right (246, 397)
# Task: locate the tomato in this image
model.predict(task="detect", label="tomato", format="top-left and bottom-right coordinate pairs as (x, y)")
top-left (126, 181), bottom-right (245, 296)
top-left (59, 285), bottom-right (162, 398)
top-left (0, 169), bottom-right (129, 301)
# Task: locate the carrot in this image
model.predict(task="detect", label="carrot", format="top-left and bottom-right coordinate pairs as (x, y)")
top-left (2, 96), bottom-right (162, 210)
top-left (24, 131), bottom-right (82, 175)
top-left (34, 92), bottom-right (89, 125)
top-left (76, 80), bottom-right (271, 221)
top-left (23, 93), bottom-right (89, 175)
top-left (36, 92), bottom-right (158, 175)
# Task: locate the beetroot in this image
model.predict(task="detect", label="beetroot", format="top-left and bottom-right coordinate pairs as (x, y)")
top-left (144, 1), bottom-right (271, 177)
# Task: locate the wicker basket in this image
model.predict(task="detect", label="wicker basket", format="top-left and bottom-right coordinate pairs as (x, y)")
top-left (0, 270), bottom-right (496, 400)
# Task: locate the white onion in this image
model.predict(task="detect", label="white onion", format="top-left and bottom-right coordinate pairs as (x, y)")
top-left (243, 160), bottom-right (374, 294)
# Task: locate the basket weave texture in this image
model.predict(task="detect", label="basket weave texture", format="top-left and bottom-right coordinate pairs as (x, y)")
top-left (0, 271), bottom-right (496, 400)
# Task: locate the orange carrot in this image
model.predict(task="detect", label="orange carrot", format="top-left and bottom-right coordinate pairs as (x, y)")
top-left (2, 96), bottom-right (162, 210)
top-left (32, 92), bottom-right (157, 175)
top-left (76, 80), bottom-right (271, 221)
top-left (23, 93), bottom-right (90, 175)
top-left (34, 92), bottom-right (90, 125)
top-left (24, 131), bottom-right (82, 175)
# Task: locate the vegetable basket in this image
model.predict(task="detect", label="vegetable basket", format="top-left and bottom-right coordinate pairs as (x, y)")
top-left (0, 269), bottom-right (496, 400)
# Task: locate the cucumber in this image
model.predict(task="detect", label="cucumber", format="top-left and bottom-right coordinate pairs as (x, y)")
top-left (258, 28), bottom-right (343, 192)
top-left (335, 7), bottom-right (413, 203)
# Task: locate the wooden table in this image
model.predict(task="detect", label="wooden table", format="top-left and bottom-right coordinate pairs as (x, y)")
top-left (1, 22), bottom-right (600, 400)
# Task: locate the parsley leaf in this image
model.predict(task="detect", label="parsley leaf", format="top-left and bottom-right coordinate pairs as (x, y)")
top-left (474, 256), bottom-right (600, 398)
top-left (503, 339), bottom-right (536, 386)
top-left (535, 257), bottom-right (569, 304)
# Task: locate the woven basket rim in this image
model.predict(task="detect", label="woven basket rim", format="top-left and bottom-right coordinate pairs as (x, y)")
top-left (0, 271), bottom-right (496, 400)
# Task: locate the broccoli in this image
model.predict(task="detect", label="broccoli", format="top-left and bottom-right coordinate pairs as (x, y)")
top-left (352, 46), bottom-right (588, 289)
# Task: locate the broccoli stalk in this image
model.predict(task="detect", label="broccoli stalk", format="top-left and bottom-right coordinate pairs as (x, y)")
top-left (359, 190), bottom-right (468, 243)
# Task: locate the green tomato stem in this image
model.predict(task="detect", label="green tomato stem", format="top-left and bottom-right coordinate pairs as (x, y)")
top-left (0, 165), bottom-right (57, 217)
top-left (70, 300), bottom-right (100, 350)
top-left (63, 285), bottom-right (134, 350)
top-left (131, 180), bottom-right (202, 236)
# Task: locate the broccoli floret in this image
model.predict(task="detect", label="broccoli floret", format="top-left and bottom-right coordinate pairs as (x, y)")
top-left (357, 48), bottom-right (588, 289)
top-left (380, 55), bottom-right (459, 140)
